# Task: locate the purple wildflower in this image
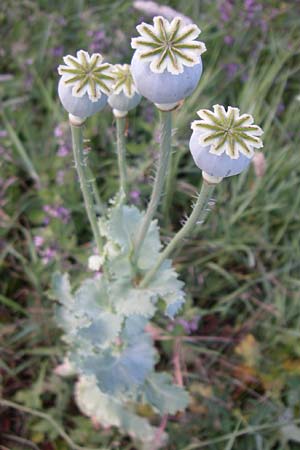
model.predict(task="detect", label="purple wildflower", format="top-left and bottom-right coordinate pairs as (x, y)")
top-left (88, 29), bottom-right (110, 53)
top-left (223, 62), bottom-right (240, 79)
top-left (130, 190), bottom-right (141, 203)
top-left (177, 316), bottom-right (201, 334)
top-left (56, 170), bottom-right (65, 185)
top-left (41, 247), bottom-right (57, 265)
top-left (224, 35), bottom-right (234, 45)
top-left (33, 236), bottom-right (44, 247)
top-left (54, 122), bottom-right (71, 157)
top-left (43, 204), bottom-right (71, 224)
top-left (219, 0), bottom-right (234, 23)
top-left (50, 46), bottom-right (64, 58)
top-left (57, 144), bottom-right (70, 157)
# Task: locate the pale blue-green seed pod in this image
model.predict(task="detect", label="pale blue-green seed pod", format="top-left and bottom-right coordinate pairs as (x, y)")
top-left (131, 16), bottom-right (206, 108)
top-left (190, 130), bottom-right (252, 178)
top-left (108, 64), bottom-right (141, 115)
top-left (58, 78), bottom-right (108, 119)
top-left (57, 50), bottom-right (115, 119)
top-left (108, 91), bottom-right (141, 113)
top-left (190, 105), bottom-right (264, 179)
top-left (131, 52), bottom-right (202, 105)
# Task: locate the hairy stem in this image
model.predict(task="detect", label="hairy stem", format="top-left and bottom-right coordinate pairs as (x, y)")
top-left (140, 180), bottom-right (216, 287)
top-left (70, 122), bottom-right (103, 255)
top-left (134, 110), bottom-right (172, 263)
top-left (116, 116), bottom-right (128, 200)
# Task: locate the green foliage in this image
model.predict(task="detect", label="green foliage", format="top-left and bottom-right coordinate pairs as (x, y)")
top-left (143, 373), bottom-right (190, 415)
top-left (1, 0), bottom-right (300, 449)
top-left (51, 202), bottom-right (187, 443)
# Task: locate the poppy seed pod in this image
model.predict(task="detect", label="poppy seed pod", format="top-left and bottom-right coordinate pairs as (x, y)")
top-left (190, 105), bottom-right (264, 178)
top-left (57, 50), bottom-right (115, 119)
top-left (108, 64), bottom-right (141, 115)
top-left (131, 16), bottom-right (206, 108)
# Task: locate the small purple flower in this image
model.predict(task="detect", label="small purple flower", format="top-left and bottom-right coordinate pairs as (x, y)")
top-left (43, 204), bottom-right (71, 224)
top-left (223, 62), bottom-right (240, 79)
top-left (88, 29), bottom-right (110, 53)
top-left (57, 144), bottom-right (70, 157)
top-left (33, 236), bottom-right (44, 247)
top-left (224, 35), bottom-right (234, 45)
top-left (219, 0), bottom-right (234, 23)
top-left (54, 124), bottom-right (64, 138)
top-left (56, 170), bottom-right (65, 185)
top-left (130, 189), bottom-right (141, 203)
top-left (276, 103), bottom-right (285, 116)
top-left (41, 247), bottom-right (57, 265)
top-left (50, 46), bottom-right (64, 58)
top-left (54, 123), bottom-right (71, 157)
top-left (177, 316), bottom-right (200, 334)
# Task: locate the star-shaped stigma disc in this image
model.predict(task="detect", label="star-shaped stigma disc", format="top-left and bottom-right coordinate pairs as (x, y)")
top-left (111, 64), bottom-right (138, 98)
top-left (131, 16), bottom-right (206, 75)
top-left (58, 50), bottom-right (115, 102)
top-left (191, 105), bottom-right (264, 159)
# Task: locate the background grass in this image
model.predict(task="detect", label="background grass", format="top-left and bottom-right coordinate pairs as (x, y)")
top-left (1, 0), bottom-right (300, 449)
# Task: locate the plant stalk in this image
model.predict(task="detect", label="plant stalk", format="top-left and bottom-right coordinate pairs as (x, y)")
top-left (116, 116), bottom-right (128, 200)
top-left (133, 110), bottom-right (172, 262)
top-left (70, 122), bottom-right (103, 255)
top-left (140, 180), bottom-right (216, 287)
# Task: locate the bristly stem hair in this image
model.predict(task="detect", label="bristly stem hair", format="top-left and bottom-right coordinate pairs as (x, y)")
top-left (133, 110), bottom-right (172, 263)
top-left (140, 180), bottom-right (216, 287)
top-left (116, 116), bottom-right (128, 201)
top-left (70, 121), bottom-right (104, 255)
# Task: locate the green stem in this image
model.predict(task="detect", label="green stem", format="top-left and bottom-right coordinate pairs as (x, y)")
top-left (70, 122), bottom-right (103, 255)
top-left (140, 180), bottom-right (216, 287)
top-left (86, 166), bottom-right (106, 215)
top-left (162, 149), bottom-right (182, 227)
top-left (116, 116), bottom-right (128, 200)
top-left (134, 110), bottom-right (172, 262)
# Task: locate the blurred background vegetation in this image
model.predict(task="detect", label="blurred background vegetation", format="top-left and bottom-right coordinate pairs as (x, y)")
top-left (0, 0), bottom-right (300, 448)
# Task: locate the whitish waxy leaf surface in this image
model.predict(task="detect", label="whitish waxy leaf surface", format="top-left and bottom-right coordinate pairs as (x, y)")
top-left (191, 104), bottom-right (264, 159)
top-left (143, 372), bottom-right (190, 414)
top-left (73, 332), bottom-right (156, 395)
top-left (102, 204), bottom-right (185, 318)
top-left (58, 50), bottom-right (115, 101)
top-left (52, 274), bottom-right (123, 349)
top-left (131, 16), bottom-right (206, 74)
top-left (75, 376), bottom-right (165, 443)
top-left (105, 204), bottom-right (161, 271)
top-left (111, 64), bottom-right (138, 98)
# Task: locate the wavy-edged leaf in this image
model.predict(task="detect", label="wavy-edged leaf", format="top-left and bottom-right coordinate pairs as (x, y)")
top-left (78, 312), bottom-right (123, 349)
top-left (146, 260), bottom-right (185, 319)
top-left (143, 372), bottom-right (190, 415)
top-left (74, 333), bottom-right (156, 395)
top-left (74, 277), bottom-right (111, 318)
top-left (52, 272), bottom-right (88, 336)
top-left (75, 376), bottom-right (166, 444)
top-left (110, 280), bottom-right (157, 318)
top-left (106, 204), bottom-right (161, 270)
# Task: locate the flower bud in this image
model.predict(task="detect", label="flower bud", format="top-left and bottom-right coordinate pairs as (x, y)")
top-left (131, 16), bottom-right (206, 108)
top-left (88, 255), bottom-right (104, 271)
top-left (57, 50), bottom-right (115, 118)
top-left (189, 105), bottom-right (263, 178)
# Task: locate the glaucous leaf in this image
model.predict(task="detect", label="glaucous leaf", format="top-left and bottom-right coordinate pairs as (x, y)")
top-left (75, 376), bottom-right (165, 444)
top-left (74, 333), bottom-right (156, 395)
top-left (143, 372), bottom-right (190, 415)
